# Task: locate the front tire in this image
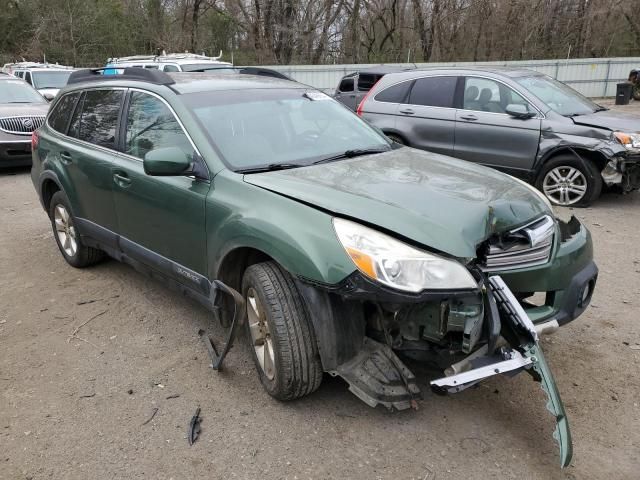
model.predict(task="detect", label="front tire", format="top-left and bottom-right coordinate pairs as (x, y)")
top-left (536, 155), bottom-right (602, 207)
top-left (242, 261), bottom-right (323, 401)
top-left (49, 191), bottom-right (104, 268)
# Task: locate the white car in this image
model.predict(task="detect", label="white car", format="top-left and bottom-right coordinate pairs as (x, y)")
top-left (2, 62), bottom-right (74, 100)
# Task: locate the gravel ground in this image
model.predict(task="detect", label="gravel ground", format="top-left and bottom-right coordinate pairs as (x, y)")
top-left (1, 101), bottom-right (639, 479)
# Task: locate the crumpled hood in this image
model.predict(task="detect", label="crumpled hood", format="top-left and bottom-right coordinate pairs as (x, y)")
top-left (572, 110), bottom-right (640, 132)
top-left (244, 148), bottom-right (551, 258)
top-left (0, 103), bottom-right (49, 117)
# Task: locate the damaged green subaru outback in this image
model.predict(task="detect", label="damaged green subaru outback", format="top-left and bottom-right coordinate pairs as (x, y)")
top-left (31, 69), bottom-right (597, 467)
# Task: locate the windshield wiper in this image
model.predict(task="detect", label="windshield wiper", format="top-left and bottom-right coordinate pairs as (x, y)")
top-left (237, 163), bottom-right (302, 174)
top-left (312, 147), bottom-right (390, 165)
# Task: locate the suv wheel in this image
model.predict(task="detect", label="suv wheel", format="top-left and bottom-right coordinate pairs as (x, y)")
top-left (242, 261), bottom-right (323, 401)
top-left (385, 133), bottom-right (406, 145)
top-left (536, 155), bottom-right (602, 207)
top-left (49, 191), bottom-right (104, 267)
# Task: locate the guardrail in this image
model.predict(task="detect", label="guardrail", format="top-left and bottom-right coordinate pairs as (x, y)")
top-left (260, 57), bottom-right (640, 97)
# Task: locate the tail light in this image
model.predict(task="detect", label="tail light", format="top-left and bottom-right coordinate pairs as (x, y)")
top-left (356, 80), bottom-right (379, 117)
top-left (31, 130), bottom-right (39, 150)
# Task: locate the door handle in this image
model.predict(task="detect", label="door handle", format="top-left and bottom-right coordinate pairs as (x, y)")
top-left (399, 108), bottom-right (415, 115)
top-left (113, 172), bottom-right (132, 187)
top-left (459, 114), bottom-right (478, 121)
top-left (60, 151), bottom-right (72, 165)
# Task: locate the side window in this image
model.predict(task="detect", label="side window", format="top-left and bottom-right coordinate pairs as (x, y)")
top-left (338, 77), bottom-right (354, 92)
top-left (357, 73), bottom-right (381, 91)
top-left (463, 77), bottom-right (532, 114)
top-left (24, 72), bottom-right (32, 85)
top-left (48, 92), bottom-right (80, 134)
top-left (124, 91), bottom-right (193, 161)
top-left (163, 64), bottom-right (180, 72)
top-left (15, 71), bottom-right (24, 78)
top-left (374, 81), bottom-right (412, 104)
top-left (408, 76), bottom-right (457, 108)
top-left (70, 89), bottom-right (123, 149)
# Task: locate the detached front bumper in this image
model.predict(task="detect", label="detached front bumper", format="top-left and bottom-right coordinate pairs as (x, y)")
top-left (496, 217), bottom-right (597, 327)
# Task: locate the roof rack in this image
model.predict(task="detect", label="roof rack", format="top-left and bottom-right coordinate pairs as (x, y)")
top-left (1, 61), bottom-right (74, 70)
top-left (108, 50), bottom-right (224, 64)
top-left (68, 68), bottom-right (175, 86)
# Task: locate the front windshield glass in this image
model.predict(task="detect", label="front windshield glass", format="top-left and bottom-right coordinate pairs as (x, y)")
top-left (32, 71), bottom-right (72, 89)
top-left (184, 89), bottom-right (390, 170)
top-left (0, 79), bottom-right (46, 103)
top-left (516, 75), bottom-right (600, 116)
top-left (180, 64), bottom-right (237, 73)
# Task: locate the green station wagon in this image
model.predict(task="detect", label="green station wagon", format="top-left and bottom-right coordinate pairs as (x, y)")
top-left (31, 69), bottom-right (598, 467)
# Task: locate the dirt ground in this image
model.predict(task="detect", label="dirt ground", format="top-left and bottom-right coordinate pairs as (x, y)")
top-left (2, 100), bottom-right (640, 480)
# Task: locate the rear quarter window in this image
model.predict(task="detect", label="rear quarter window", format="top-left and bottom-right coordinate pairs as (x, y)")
top-left (374, 81), bottom-right (412, 103)
top-left (408, 76), bottom-right (458, 108)
top-left (358, 73), bottom-right (382, 91)
top-left (48, 92), bottom-right (80, 134)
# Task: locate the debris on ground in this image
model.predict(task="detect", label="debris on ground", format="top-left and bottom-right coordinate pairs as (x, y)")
top-left (188, 407), bottom-right (201, 445)
top-left (142, 407), bottom-right (159, 426)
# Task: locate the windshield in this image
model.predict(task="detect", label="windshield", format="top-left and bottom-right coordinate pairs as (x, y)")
top-left (180, 64), bottom-right (236, 73)
top-left (32, 71), bottom-right (72, 89)
top-left (0, 79), bottom-right (46, 103)
top-left (184, 89), bottom-right (390, 170)
top-left (516, 75), bottom-right (600, 116)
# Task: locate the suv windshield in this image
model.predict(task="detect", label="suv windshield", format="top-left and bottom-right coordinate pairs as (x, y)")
top-left (32, 71), bottom-right (72, 89)
top-left (0, 79), bottom-right (46, 103)
top-left (184, 89), bottom-right (390, 171)
top-left (516, 75), bottom-right (600, 116)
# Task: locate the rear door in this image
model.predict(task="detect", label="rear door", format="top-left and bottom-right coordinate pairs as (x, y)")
top-left (453, 76), bottom-right (541, 174)
top-left (395, 75), bottom-right (459, 155)
top-left (110, 89), bottom-right (209, 280)
top-left (58, 88), bottom-right (122, 240)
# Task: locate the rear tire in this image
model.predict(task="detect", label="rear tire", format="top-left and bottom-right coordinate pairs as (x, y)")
top-left (536, 154), bottom-right (602, 207)
top-left (49, 191), bottom-right (104, 268)
top-left (242, 261), bottom-right (323, 401)
top-left (385, 133), bottom-right (406, 146)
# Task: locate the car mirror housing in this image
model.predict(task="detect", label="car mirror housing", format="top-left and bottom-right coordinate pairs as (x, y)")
top-left (143, 147), bottom-right (192, 176)
top-left (505, 103), bottom-right (535, 118)
top-left (42, 92), bottom-right (55, 102)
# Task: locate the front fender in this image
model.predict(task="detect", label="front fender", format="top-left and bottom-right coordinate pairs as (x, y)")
top-left (207, 171), bottom-right (356, 285)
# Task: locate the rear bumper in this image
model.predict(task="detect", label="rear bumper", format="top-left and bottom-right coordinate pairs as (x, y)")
top-left (0, 140), bottom-right (32, 167)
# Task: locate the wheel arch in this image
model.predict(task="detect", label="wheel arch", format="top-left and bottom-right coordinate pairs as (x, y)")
top-left (39, 172), bottom-right (63, 216)
top-left (535, 146), bottom-right (608, 183)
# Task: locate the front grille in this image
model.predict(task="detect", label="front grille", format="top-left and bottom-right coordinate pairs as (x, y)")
top-left (0, 116), bottom-right (45, 135)
top-left (483, 215), bottom-right (554, 271)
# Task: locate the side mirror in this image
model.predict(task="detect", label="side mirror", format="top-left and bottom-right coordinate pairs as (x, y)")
top-left (505, 103), bottom-right (535, 119)
top-left (43, 92), bottom-right (55, 101)
top-left (143, 147), bottom-right (192, 176)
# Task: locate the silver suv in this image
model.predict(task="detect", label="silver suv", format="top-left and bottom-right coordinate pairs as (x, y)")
top-left (359, 67), bottom-right (640, 206)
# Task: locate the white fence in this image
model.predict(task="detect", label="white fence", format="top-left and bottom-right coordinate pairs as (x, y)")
top-left (261, 57), bottom-right (640, 97)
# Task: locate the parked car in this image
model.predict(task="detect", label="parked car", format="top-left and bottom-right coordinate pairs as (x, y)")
top-left (358, 67), bottom-right (640, 206)
top-left (3, 62), bottom-right (74, 100)
top-left (0, 75), bottom-right (48, 167)
top-left (334, 65), bottom-right (415, 111)
top-left (32, 68), bottom-right (598, 467)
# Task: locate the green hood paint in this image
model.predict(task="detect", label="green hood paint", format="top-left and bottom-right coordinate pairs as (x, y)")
top-left (244, 148), bottom-right (551, 259)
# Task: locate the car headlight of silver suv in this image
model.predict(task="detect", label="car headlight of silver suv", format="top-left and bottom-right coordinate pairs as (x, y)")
top-left (333, 218), bottom-right (477, 292)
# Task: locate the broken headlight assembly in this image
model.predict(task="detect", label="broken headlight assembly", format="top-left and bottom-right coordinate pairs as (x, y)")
top-left (613, 131), bottom-right (640, 151)
top-left (332, 218), bottom-right (477, 292)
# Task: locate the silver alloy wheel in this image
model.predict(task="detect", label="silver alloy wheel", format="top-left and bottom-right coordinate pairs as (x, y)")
top-left (246, 287), bottom-right (276, 380)
top-left (54, 204), bottom-right (78, 257)
top-left (542, 166), bottom-right (588, 206)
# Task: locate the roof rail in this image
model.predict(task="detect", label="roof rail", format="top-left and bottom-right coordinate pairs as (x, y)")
top-left (68, 68), bottom-right (175, 86)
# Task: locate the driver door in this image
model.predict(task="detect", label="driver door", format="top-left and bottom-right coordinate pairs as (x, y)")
top-left (453, 76), bottom-right (542, 175)
top-left (110, 90), bottom-right (210, 284)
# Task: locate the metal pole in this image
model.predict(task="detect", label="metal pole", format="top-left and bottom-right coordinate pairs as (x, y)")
top-left (603, 60), bottom-right (611, 97)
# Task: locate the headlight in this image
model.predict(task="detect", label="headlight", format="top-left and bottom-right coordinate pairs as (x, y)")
top-left (613, 131), bottom-right (640, 150)
top-left (332, 218), bottom-right (477, 292)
